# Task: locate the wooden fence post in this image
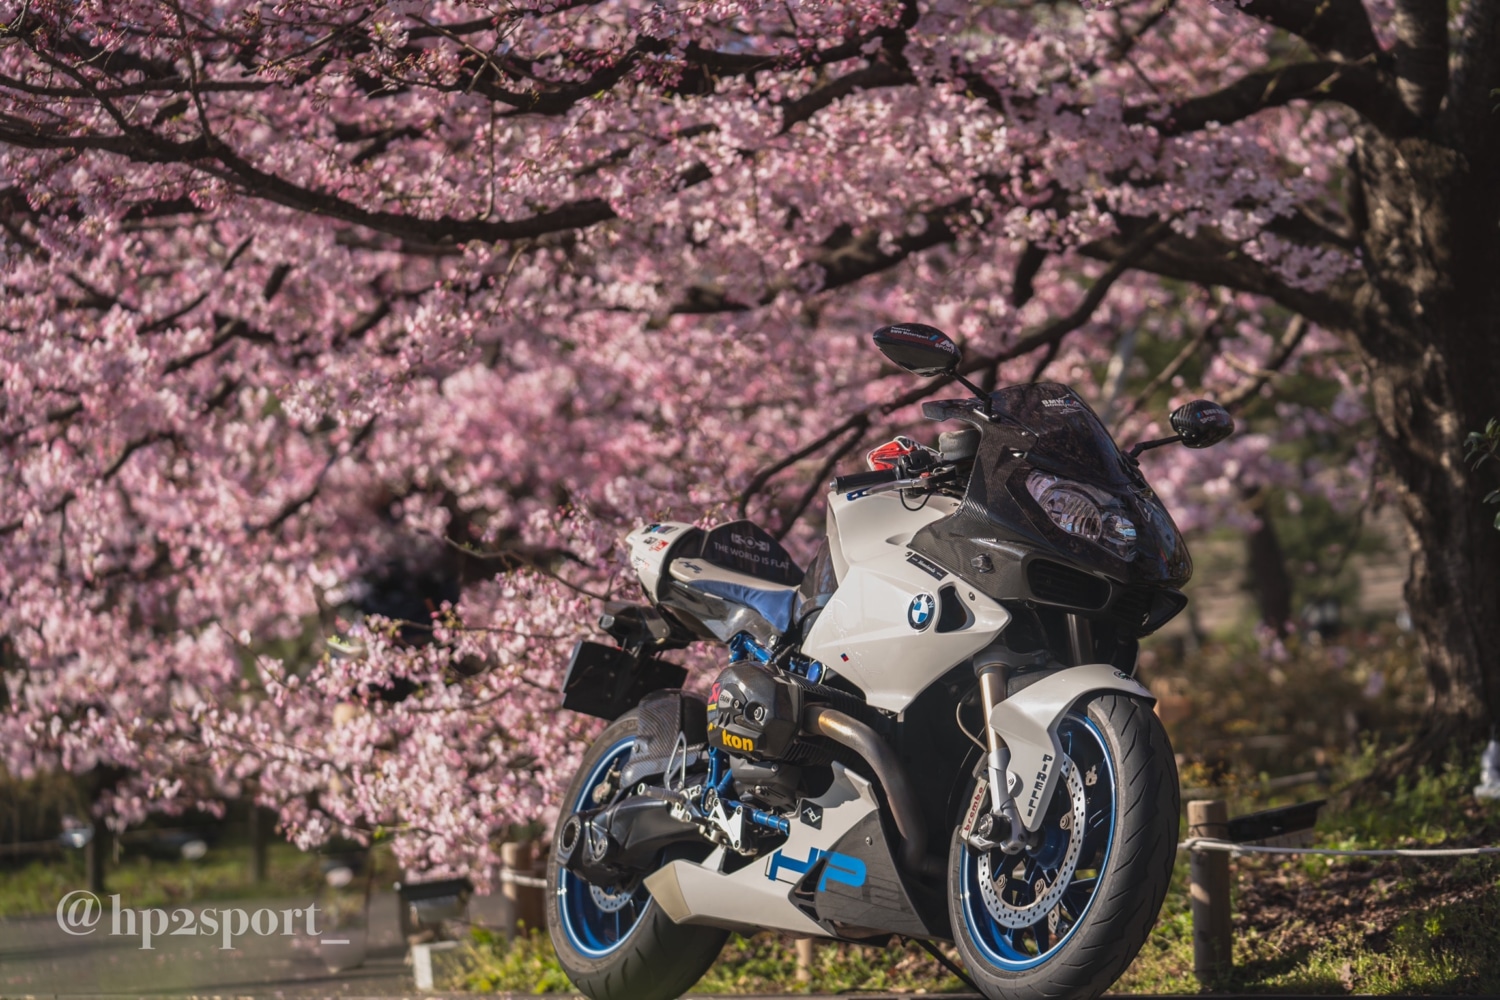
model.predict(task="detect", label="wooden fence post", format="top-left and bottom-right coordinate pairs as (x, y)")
top-left (502, 840), bottom-right (545, 936)
top-left (1188, 799), bottom-right (1232, 983)
top-left (794, 937), bottom-right (814, 983)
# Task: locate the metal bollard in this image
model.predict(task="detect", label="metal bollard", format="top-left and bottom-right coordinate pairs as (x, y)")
top-left (502, 841), bottom-right (546, 935)
top-left (1188, 799), bottom-right (1232, 982)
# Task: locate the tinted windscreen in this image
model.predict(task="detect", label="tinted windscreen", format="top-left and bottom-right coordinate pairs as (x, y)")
top-left (912, 387), bottom-right (1192, 589)
top-left (989, 383), bottom-right (1137, 490)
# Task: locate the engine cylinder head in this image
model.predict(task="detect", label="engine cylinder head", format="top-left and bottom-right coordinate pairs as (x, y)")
top-left (707, 661), bottom-right (801, 760)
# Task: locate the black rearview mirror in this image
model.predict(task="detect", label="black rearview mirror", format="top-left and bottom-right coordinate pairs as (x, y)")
top-left (1169, 399), bottom-right (1235, 448)
top-left (872, 324), bottom-right (962, 377)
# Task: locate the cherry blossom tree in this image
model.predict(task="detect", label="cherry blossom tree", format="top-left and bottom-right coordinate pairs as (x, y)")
top-left (1, 0), bottom-right (1493, 876)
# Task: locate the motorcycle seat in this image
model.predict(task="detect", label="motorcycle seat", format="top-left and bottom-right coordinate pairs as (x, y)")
top-left (668, 558), bottom-right (800, 635)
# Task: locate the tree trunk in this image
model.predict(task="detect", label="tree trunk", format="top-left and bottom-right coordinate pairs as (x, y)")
top-left (85, 817), bottom-right (110, 895)
top-left (1242, 486), bottom-right (1294, 634)
top-left (1350, 127), bottom-right (1500, 754)
top-left (250, 803), bottom-right (271, 884)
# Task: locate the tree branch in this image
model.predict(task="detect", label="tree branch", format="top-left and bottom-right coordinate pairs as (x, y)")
top-left (0, 113), bottom-right (622, 245)
top-left (161, 317), bottom-right (271, 375)
top-left (1220, 314), bottom-right (1311, 409)
top-left (1081, 218), bottom-right (1360, 332)
top-left (396, 24), bottom-right (885, 119)
top-left (1136, 60), bottom-right (1419, 137)
top-left (746, 219), bottom-right (1174, 529)
top-left (0, 431), bottom-right (175, 536)
top-left (1266, 205), bottom-right (1359, 253)
top-left (993, 216), bottom-right (1175, 363)
top-left (772, 426), bottom-right (872, 539)
top-left (256, 419), bottom-right (377, 533)
top-left (677, 197), bottom-right (972, 318)
top-left (1011, 243), bottom-right (1048, 309)
top-left (0, 70), bottom-right (268, 99)
top-left (780, 62), bottom-right (912, 132)
top-left (1235, 0), bottom-right (1380, 62)
top-left (1114, 304), bottom-right (1228, 429)
top-left (99, 430), bottom-right (175, 481)
top-left (737, 414), bottom-right (871, 518)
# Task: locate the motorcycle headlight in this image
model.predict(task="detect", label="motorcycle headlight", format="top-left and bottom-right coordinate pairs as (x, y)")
top-left (1025, 471), bottom-right (1137, 560)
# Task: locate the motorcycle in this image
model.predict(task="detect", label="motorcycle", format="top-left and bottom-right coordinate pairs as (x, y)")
top-left (546, 323), bottom-right (1233, 1000)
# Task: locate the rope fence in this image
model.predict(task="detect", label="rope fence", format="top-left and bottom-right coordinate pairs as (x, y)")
top-left (497, 868), bottom-right (549, 889)
top-left (1179, 837), bottom-right (1500, 858)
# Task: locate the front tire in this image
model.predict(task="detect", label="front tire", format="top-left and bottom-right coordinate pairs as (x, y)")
top-left (949, 694), bottom-right (1179, 1000)
top-left (546, 709), bottom-right (728, 1000)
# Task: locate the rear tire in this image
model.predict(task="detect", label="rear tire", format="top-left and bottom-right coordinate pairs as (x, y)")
top-left (546, 709), bottom-right (728, 1000)
top-left (948, 694), bottom-right (1179, 1000)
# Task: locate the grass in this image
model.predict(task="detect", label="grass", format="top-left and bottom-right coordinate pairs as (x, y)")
top-left (449, 929), bottom-right (967, 994)
top-left (456, 927), bottom-right (576, 994)
top-left (694, 934), bottom-right (964, 994)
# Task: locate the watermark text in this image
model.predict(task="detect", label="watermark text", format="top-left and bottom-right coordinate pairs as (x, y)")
top-left (56, 890), bottom-right (328, 950)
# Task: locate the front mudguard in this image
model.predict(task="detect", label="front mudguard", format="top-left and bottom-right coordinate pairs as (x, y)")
top-left (989, 664), bottom-right (1154, 831)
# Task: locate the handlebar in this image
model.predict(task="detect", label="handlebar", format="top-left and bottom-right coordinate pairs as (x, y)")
top-left (830, 468), bottom-right (899, 494)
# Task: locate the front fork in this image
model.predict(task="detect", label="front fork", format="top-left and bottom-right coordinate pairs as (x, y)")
top-left (971, 660), bottom-right (1030, 855)
top-left (968, 614), bottom-right (1092, 856)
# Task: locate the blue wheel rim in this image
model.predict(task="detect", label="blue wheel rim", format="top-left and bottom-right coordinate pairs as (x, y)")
top-left (959, 712), bottom-right (1117, 971)
top-left (556, 736), bottom-right (654, 958)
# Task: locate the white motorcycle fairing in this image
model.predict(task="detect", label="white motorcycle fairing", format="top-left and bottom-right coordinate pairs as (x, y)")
top-left (643, 763), bottom-right (877, 938)
top-left (802, 491), bottom-right (1012, 714)
top-left (804, 490), bottom-right (1153, 832)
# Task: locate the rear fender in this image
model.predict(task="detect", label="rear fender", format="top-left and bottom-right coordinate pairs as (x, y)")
top-left (988, 664), bottom-right (1153, 831)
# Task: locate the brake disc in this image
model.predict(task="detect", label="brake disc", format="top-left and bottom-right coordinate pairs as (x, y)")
top-left (976, 756), bottom-right (1088, 929)
top-left (589, 882), bottom-right (638, 912)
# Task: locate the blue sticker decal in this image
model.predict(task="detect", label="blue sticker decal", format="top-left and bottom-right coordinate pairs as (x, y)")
top-left (766, 846), bottom-right (819, 883)
top-left (818, 853), bottom-right (867, 892)
top-left (907, 593), bottom-right (935, 631)
top-left (765, 847), bottom-right (867, 891)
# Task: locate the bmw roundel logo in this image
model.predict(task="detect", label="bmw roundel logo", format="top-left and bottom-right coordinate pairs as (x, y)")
top-left (907, 593), bottom-right (936, 631)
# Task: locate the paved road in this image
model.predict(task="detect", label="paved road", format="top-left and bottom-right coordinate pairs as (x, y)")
top-left (0, 890), bottom-right (423, 996)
